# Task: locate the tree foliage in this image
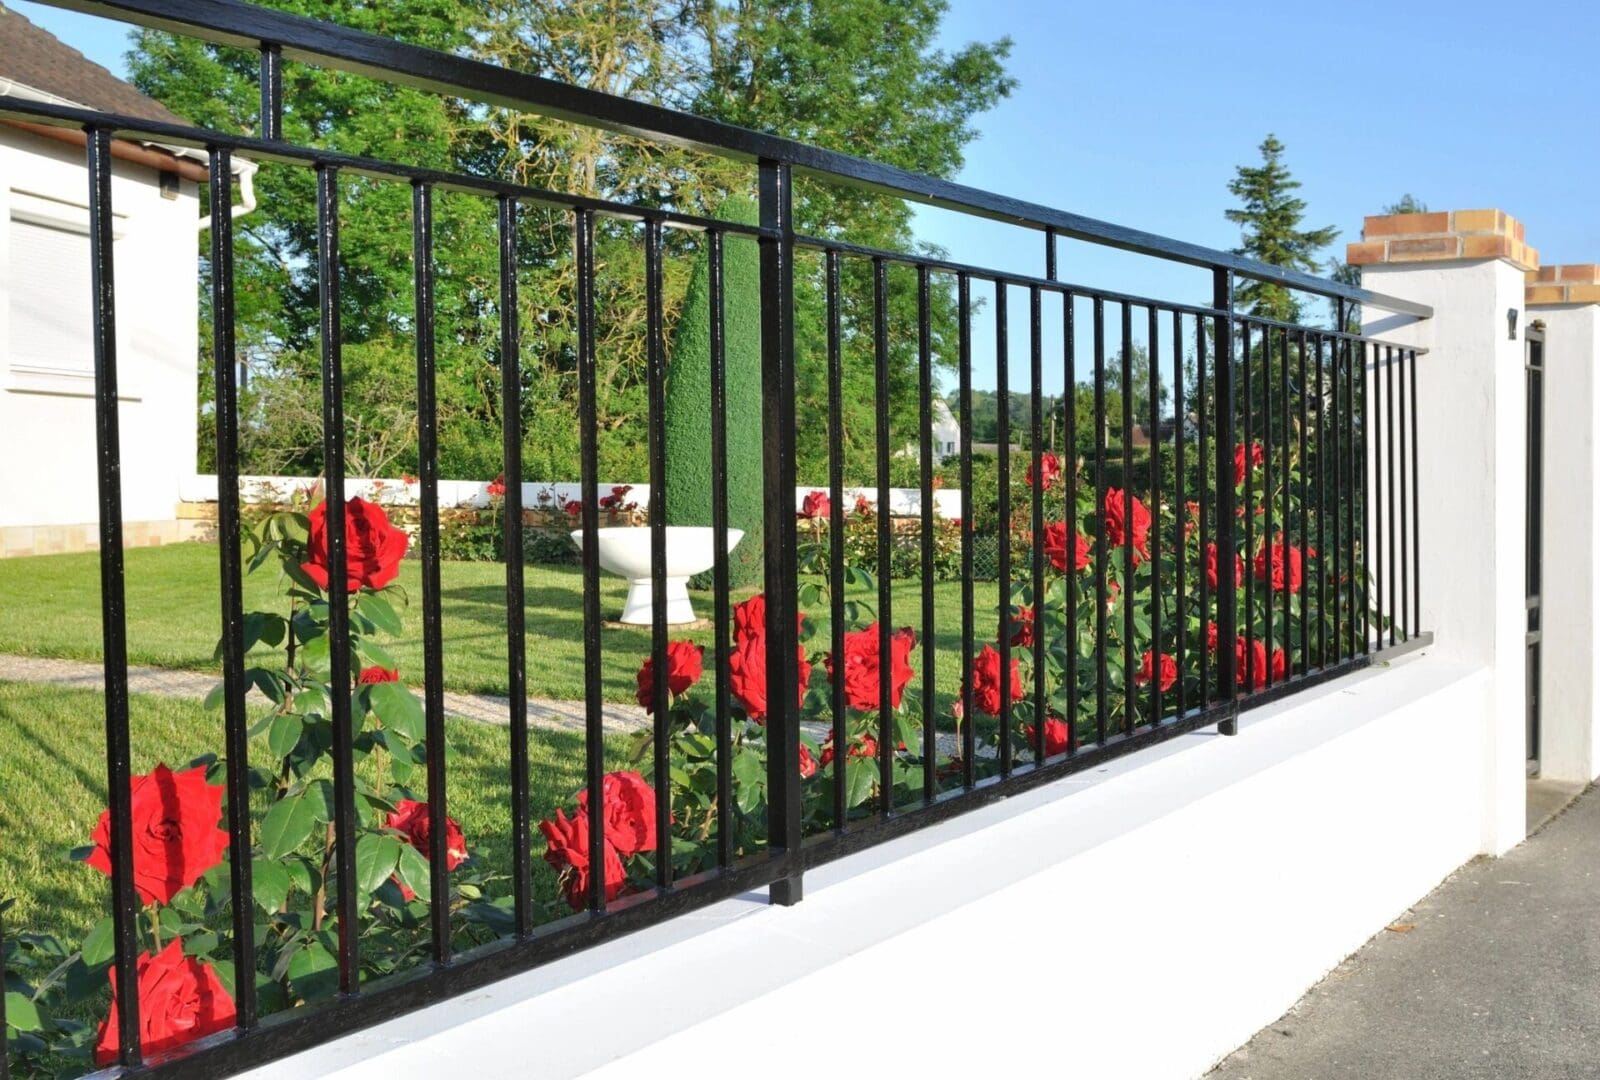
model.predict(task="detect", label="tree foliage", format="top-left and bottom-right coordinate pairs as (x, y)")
top-left (1224, 134), bottom-right (1338, 324)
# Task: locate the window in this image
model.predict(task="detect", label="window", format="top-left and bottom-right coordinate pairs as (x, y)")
top-left (8, 215), bottom-right (95, 376)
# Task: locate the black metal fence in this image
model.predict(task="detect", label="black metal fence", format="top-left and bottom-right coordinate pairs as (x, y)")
top-left (0, 2), bottom-right (1430, 1075)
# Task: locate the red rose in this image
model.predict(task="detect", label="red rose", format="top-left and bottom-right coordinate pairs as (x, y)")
top-left (798, 744), bottom-right (819, 779)
top-left (728, 595), bottom-right (811, 722)
top-left (1102, 488), bottom-right (1151, 565)
top-left (385, 798), bottom-right (468, 901)
top-left (564, 499), bottom-right (582, 516)
top-left (853, 495), bottom-right (872, 516)
top-left (968, 643), bottom-right (1024, 717)
top-left (1234, 637), bottom-right (1287, 690)
top-left (1205, 542), bottom-right (1245, 591)
top-left (1026, 452), bottom-right (1062, 491)
top-left (487, 473), bottom-right (507, 498)
top-left (86, 764), bottom-right (228, 907)
top-left (539, 808), bottom-right (625, 912)
top-left (358, 665), bottom-right (399, 684)
top-left (401, 473), bottom-right (419, 486)
top-left (302, 497), bottom-right (410, 594)
top-left (1206, 620), bottom-right (1220, 652)
top-left (1135, 650), bottom-right (1178, 692)
top-left (1253, 534), bottom-right (1305, 593)
top-left (1042, 521), bottom-right (1091, 573)
top-left (1234, 442), bottom-right (1266, 487)
top-left (575, 770), bottom-right (658, 857)
top-left (825, 623), bottom-right (916, 713)
top-left (1010, 605), bottom-right (1036, 648)
top-left (800, 490), bottom-right (831, 519)
top-left (820, 733), bottom-right (879, 768)
top-left (94, 938), bottom-right (235, 1066)
top-left (1184, 500), bottom-right (1202, 540)
top-left (635, 640), bottom-right (705, 712)
top-left (1026, 716), bottom-right (1071, 757)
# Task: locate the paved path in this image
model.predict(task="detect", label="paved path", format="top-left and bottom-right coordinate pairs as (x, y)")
top-left (1211, 785), bottom-right (1600, 1080)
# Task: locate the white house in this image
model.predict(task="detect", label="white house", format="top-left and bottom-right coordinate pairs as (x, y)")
top-left (0, 4), bottom-right (253, 557)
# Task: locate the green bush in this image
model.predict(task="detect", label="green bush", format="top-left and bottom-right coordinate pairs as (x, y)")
top-left (662, 197), bottom-right (764, 589)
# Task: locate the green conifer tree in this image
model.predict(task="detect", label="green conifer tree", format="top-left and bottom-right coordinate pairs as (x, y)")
top-left (1225, 134), bottom-right (1340, 324)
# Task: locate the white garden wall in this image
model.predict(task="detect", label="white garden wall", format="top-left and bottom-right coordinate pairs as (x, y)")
top-left (240, 649), bottom-right (1491, 1080)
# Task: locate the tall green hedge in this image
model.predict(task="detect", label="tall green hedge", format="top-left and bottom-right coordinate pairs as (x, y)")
top-left (663, 197), bottom-right (764, 588)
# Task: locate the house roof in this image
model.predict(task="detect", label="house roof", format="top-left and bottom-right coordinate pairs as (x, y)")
top-left (0, 2), bottom-right (187, 127)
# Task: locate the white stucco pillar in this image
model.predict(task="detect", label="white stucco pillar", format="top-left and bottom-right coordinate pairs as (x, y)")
top-left (1527, 267), bottom-right (1600, 783)
top-left (1349, 209), bottom-right (1534, 854)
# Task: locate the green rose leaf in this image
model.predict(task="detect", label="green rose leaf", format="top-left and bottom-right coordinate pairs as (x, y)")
top-left (393, 840), bottom-right (432, 903)
top-left (251, 857), bottom-right (291, 912)
top-left (260, 793), bottom-right (320, 861)
top-left (79, 917), bottom-right (115, 968)
top-left (369, 683), bottom-right (424, 743)
top-left (267, 712), bottom-right (305, 760)
top-left (355, 833), bottom-right (403, 896)
top-left (356, 594), bottom-right (403, 636)
top-left (4, 991), bottom-right (43, 1033)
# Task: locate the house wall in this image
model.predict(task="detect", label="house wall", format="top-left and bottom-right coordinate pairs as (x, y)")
top-left (0, 125), bottom-right (198, 554)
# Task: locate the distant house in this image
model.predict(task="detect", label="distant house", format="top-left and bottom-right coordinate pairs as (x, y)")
top-left (0, 4), bottom-right (254, 557)
top-left (898, 396), bottom-right (963, 463)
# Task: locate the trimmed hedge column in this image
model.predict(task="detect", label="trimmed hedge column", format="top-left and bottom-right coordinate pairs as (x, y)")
top-left (663, 196), bottom-right (764, 588)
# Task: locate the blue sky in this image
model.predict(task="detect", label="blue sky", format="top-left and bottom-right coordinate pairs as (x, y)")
top-left (12, 0), bottom-right (1599, 390)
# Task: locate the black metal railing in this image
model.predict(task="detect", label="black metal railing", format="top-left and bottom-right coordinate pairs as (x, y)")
top-left (0, 2), bottom-right (1430, 1076)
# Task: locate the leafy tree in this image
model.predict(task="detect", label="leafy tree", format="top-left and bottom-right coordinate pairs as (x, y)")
top-left (1224, 134), bottom-right (1339, 324)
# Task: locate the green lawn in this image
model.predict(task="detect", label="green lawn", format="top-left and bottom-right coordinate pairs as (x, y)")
top-left (0, 543), bottom-right (996, 706)
top-left (0, 680), bottom-right (618, 954)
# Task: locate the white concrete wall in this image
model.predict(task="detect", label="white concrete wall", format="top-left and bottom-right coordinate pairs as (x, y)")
top-left (0, 126), bottom-right (199, 529)
top-left (241, 651), bottom-right (1491, 1080)
top-left (1361, 257), bottom-right (1527, 853)
top-left (1529, 302), bottom-right (1600, 782)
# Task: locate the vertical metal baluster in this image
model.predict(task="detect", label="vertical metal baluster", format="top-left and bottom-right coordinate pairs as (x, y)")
top-left (1029, 285), bottom-right (1045, 760)
top-left (1064, 295), bottom-right (1079, 752)
top-left (411, 182), bottom-right (450, 961)
top-left (1092, 296), bottom-right (1108, 744)
top-left (1396, 340), bottom-right (1407, 641)
top-left (1261, 325), bottom-right (1273, 690)
top-left (1147, 305), bottom-right (1162, 726)
top-left (758, 160), bottom-right (803, 904)
top-left (574, 208), bottom-right (608, 912)
top-left (1373, 344), bottom-right (1385, 651)
top-left (209, 146), bottom-right (256, 1030)
top-left (1198, 315), bottom-right (1212, 703)
top-left (996, 281), bottom-right (1013, 772)
top-left (958, 274), bottom-right (976, 787)
top-left (1172, 309), bottom-right (1186, 718)
top-left (1410, 349), bottom-right (1421, 633)
top-left (258, 42), bottom-right (282, 140)
top-left (495, 195), bottom-right (530, 933)
top-left (87, 127), bottom-right (141, 1066)
top-left (1242, 324), bottom-right (1257, 694)
top-left (709, 230), bottom-right (734, 865)
top-left (1119, 302), bottom-right (1135, 734)
top-left (1329, 332), bottom-right (1342, 665)
top-left (1213, 269), bottom-right (1239, 727)
top-left (1298, 330), bottom-right (1309, 676)
top-left (644, 217), bottom-right (671, 889)
top-left (826, 251), bottom-right (848, 823)
top-left (315, 164), bottom-right (359, 991)
top-left (1280, 326), bottom-right (1292, 678)
top-left (873, 257), bottom-right (895, 801)
top-left (1355, 340), bottom-right (1367, 655)
top-left (919, 266), bottom-right (938, 795)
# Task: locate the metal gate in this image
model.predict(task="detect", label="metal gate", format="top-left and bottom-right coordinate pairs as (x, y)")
top-left (1526, 326), bottom-right (1545, 768)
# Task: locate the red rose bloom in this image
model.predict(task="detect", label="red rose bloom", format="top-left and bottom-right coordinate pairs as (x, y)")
top-left (539, 808), bottom-right (626, 912)
top-left (728, 595), bottom-right (811, 722)
top-left (800, 490), bottom-right (831, 520)
top-left (302, 497), bottom-right (410, 594)
top-left (358, 665), bottom-right (399, 684)
top-left (968, 643), bottom-right (1025, 717)
top-left (1027, 716), bottom-right (1072, 757)
top-left (826, 623), bottom-right (916, 713)
top-left (798, 744), bottom-right (819, 779)
top-left (1234, 637), bottom-right (1287, 690)
top-left (86, 764), bottom-right (229, 907)
top-left (1254, 534), bottom-right (1305, 593)
top-left (1102, 488), bottom-right (1152, 564)
top-left (854, 495), bottom-right (872, 516)
top-left (564, 499), bottom-right (582, 516)
top-left (1026, 452), bottom-right (1062, 491)
top-left (820, 733), bottom-right (880, 768)
top-left (575, 770), bottom-right (658, 857)
top-left (1010, 605), bottom-right (1036, 648)
top-left (1205, 543), bottom-right (1245, 591)
top-left (1135, 650), bottom-right (1179, 692)
top-left (635, 640), bottom-right (705, 712)
top-left (1206, 620), bottom-right (1220, 652)
top-left (1234, 442), bottom-right (1266, 487)
top-left (1043, 520), bottom-right (1091, 573)
top-left (487, 473), bottom-right (507, 498)
top-left (94, 938), bottom-right (235, 1066)
top-left (386, 798), bottom-right (468, 901)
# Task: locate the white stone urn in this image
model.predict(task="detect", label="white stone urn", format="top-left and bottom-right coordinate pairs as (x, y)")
top-left (573, 526), bottom-right (744, 625)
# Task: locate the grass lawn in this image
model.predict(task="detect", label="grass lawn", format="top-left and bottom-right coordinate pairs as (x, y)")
top-left (0, 680), bottom-right (624, 951)
top-left (0, 543), bottom-right (999, 706)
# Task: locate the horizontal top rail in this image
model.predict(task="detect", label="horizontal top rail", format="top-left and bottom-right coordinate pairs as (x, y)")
top-left (42, 0), bottom-right (1431, 320)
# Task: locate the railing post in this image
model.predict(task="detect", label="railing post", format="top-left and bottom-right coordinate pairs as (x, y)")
top-left (758, 158), bottom-right (803, 905)
top-left (1212, 267), bottom-right (1240, 731)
